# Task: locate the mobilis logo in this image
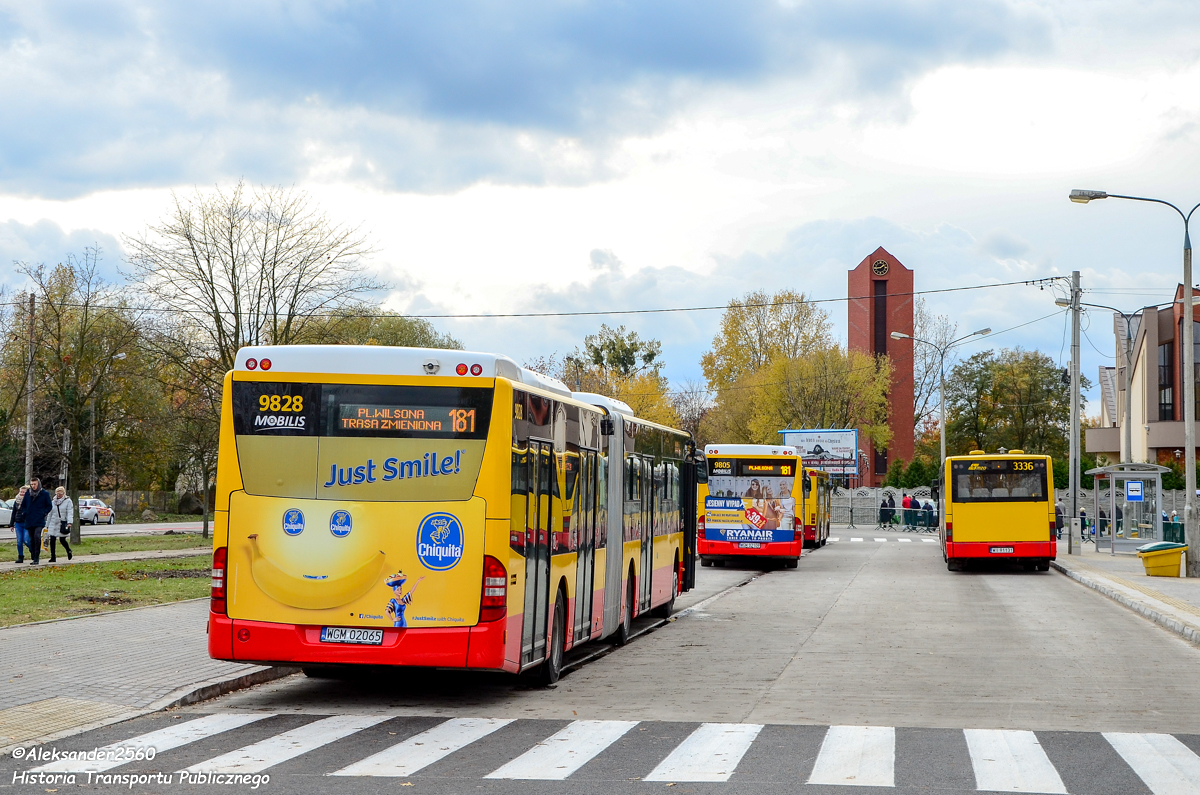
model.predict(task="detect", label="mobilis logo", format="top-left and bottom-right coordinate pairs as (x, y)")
top-left (254, 414), bottom-right (306, 429)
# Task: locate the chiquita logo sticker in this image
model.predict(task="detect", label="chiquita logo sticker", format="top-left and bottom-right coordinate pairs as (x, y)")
top-left (282, 509), bottom-right (304, 536)
top-left (330, 510), bottom-right (353, 538)
top-left (416, 513), bottom-right (464, 571)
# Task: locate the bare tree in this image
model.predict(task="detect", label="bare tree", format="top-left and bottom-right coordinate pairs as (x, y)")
top-left (125, 181), bottom-right (381, 372)
top-left (912, 297), bottom-right (957, 437)
top-left (671, 379), bottom-right (711, 443)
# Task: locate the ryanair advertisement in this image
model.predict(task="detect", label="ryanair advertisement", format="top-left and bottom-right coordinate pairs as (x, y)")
top-left (226, 379), bottom-right (494, 627)
top-left (705, 458), bottom-right (797, 543)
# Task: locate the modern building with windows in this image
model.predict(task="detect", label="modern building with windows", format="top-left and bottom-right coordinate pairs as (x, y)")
top-left (1085, 285), bottom-right (1199, 466)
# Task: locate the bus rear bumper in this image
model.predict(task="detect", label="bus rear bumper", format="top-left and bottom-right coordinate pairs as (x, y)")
top-left (946, 541), bottom-right (1056, 560)
top-left (207, 612), bottom-right (510, 670)
top-left (698, 538), bottom-right (802, 560)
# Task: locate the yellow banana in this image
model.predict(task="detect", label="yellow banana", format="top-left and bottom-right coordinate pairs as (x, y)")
top-left (246, 534), bottom-right (386, 610)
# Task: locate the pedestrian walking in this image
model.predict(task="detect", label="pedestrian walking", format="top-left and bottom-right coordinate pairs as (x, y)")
top-left (1054, 499), bottom-right (1064, 540)
top-left (48, 487), bottom-right (74, 562)
top-left (11, 485), bottom-right (28, 563)
top-left (19, 477), bottom-right (52, 565)
top-left (886, 493), bottom-right (896, 525)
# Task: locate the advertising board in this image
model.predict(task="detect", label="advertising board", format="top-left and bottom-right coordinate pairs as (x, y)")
top-left (778, 429), bottom-right (859, 475)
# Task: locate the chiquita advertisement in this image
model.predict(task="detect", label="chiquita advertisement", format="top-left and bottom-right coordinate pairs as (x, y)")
top-left (704, 464), bottom-right (796, 543)
top-left (225, 493), bottom-right (486, 628)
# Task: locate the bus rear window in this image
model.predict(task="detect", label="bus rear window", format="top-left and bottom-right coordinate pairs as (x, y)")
top-left (950, 459), bottom-right (1048, 502)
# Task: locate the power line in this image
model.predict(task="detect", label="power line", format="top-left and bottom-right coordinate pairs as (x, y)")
top-left (0, 277), bottom-right (1062, 321)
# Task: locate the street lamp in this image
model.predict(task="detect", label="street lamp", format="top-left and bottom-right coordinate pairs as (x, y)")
top-left (1071, 189), bottom-right (1200, 576)
top-left (891, 326), bottom-right (991, 465)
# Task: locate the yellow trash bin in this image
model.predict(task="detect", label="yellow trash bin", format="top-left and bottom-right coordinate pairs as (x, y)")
top-left (1137, 542), bottom-right (1187, 577)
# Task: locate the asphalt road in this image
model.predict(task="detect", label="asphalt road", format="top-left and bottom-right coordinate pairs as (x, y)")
top-left (12, 526), bottom-right (1200, 794)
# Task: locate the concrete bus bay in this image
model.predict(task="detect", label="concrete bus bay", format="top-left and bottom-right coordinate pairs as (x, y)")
top-left (197, 526), bottom-right (1200, 734)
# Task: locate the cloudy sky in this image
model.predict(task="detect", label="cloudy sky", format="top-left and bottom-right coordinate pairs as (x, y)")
top-left (4, 1), bottom-right (1200, 405)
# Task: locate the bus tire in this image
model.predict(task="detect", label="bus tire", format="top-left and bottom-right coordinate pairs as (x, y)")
top-left (616, 572), bottom-right (635, 646)
top-left (1038, 560), bottom-right (1051, 572)
top-left (947, 560), bottom-right (961, 572)
top-left (785, 559), bottom-right (798, 569)
top-left (302, 666), bottom-right (347, 679)
top-left (701, 558), bottom-right (713, 567)
top-left (651, 556), bottom-right (678, 618)
top-left (541, 591), bottom-right (566, 686)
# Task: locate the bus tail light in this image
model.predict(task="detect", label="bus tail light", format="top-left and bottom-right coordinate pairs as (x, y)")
top-left (1050, 521), bottom-right (1056, 540)
top-left (480, 555), bottom-right (507, 623)
top-left (698, 514), bottom-right (706, 540)
top-left (211, 546), bottom-right (227, 615)
top-left (945, 521), bottom-right (952, 542)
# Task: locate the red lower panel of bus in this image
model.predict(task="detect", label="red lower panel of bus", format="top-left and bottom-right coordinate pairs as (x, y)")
top-left (946, 541), bottom-right (1056, 560)
top-left (698, 538), bottom-right (802, 559)
top-left (209, 613), bottom-right (510, 669)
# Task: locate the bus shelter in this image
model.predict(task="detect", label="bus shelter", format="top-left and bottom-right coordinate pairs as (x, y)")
top-left (1084, 463), bottom-right (1168, 555)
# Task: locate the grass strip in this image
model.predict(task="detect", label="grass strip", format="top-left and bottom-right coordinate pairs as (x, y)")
top-left (0, 555), bottom-right (212, 626)
top-left (0, 533), bottom-right (213, 557)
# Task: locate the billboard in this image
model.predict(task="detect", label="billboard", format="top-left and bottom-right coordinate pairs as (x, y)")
top-left (778, 429), bottom-right (859, 475)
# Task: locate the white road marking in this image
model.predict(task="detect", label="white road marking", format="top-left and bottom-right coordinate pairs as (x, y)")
top-left (187, 714), bottom-right (390, 774)
top-left (829, 537), bottom-right (840, 542)
top-left (331, 717), bottom-right (513, 777)
top-left (874, 538), bottom-right (888, 543)
top-left (485, 720), bottom-right (637, 780)
top-left (898, 538), bottom-right (912, 543)
top-left (851, 538), bottom-right (864, 542)
top-left (1104, 732), bottom-right (1200, 795)
top-left (922, 539), bottom-right (938, 543)
top-left (808, 725), bottom-right (895, 787)
top-left (644, 723), bottom-right (762, 782)
top-left (964, 729), bottom-right (1066, 793)
top-left (34, 713), bottom-right (275, 773)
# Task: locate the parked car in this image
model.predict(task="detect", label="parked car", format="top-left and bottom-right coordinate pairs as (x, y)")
top-left (79, 498), bottom-right (116, 525)
top-left (0, 499), bottom-right (11, 527)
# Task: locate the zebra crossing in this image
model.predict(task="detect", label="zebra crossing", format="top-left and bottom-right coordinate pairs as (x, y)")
top-left (828, 536), bottom-right (938, 543)
top-left (25, 712), bottom-right (1200, 792)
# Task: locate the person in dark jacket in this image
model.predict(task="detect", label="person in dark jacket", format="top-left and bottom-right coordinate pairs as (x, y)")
top-left (11, 485), bottom-right (28, 563)
top-left (20, 478), bottom-right (52, 565)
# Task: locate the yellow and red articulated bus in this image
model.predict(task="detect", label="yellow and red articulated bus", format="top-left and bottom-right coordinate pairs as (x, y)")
top-left (697, 444), bottom-right (804, 568)
top-left (207, 346), bottom-right (699, 683)
top-left (800, 467), bottom-right (831, 549)
top-left (939, 450), bottom-right (1056, 571)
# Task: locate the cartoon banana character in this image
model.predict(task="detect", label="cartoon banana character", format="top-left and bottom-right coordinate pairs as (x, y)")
top-left (246, 534), bottom-right (386, 610)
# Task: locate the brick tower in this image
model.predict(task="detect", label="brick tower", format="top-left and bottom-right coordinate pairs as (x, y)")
top-left (848, 247), bottom-right (915, 486)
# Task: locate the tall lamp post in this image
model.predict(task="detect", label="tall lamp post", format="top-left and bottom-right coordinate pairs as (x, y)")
top-left (891, 327), bottom-right (991, 465)
top-left (1071, 189), bottom-right (1200, 576)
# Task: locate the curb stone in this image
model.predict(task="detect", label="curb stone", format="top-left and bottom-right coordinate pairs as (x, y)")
top-left (1, 665), bottom-right (298, 754)
top-left (1051, 560), bottom-right (1200, 646)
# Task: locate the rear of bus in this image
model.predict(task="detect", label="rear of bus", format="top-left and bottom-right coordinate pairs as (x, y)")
top-left (800, 468), bottom-right (830, 548)
top-left (698, 445), bottom-right (802, 567)
top-left (208, 346), bottom-right (528, 671)
top-left (941, 450), bottom-right (1056, 570)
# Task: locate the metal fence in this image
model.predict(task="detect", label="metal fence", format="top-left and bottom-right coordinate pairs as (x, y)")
top-left (831, 486), bottom-right (935, 528)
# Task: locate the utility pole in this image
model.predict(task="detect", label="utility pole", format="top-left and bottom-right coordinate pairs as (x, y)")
top-left (90, 397), bottom-right (96, 494)
top-left (1069, 270), bottom-right (1082, 555)
top-left (1185, 235), bottom-right (1199, 576)
top-left (24, 293), bottom-right (34, 486)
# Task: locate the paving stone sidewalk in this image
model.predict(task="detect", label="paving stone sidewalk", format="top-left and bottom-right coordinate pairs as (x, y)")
top-left (1053, 545), bottom-right (1200, 645)
top-left (0, 547), bottom-right (211, 574)
top-left (0, 600), bottom-right (294, 750)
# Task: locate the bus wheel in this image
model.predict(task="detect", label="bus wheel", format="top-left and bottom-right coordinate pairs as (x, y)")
top-left (701, 558), bottom-right (713, 567)
top-left (1038, 560), bottom-right (1051, 572)
top-left (652, 557), bottom-right (678, 618)
top-left (785, 559), bottom-right (799, 569)
top-left (302, 666), bottom-right (346, 679)
top-left (947, 560), bottom-right (961, 572)
top-left (616, 574), bottom-right (635, 646)
top-left (541, 591), bottom-right (566, 686)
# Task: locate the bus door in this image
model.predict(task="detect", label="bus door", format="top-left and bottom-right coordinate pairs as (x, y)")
top-left (573, 449), bottom-right (598, 643)
top-left (521, 439), bottom-right (554, 668)
top-left (681, 455), bottom-right (700, 590)
top-left (639, 455), bottom-right (654, 613)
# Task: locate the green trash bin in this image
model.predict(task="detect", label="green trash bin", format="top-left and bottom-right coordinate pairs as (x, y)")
top-left (1164, 521), bottom-right (1186, 544)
